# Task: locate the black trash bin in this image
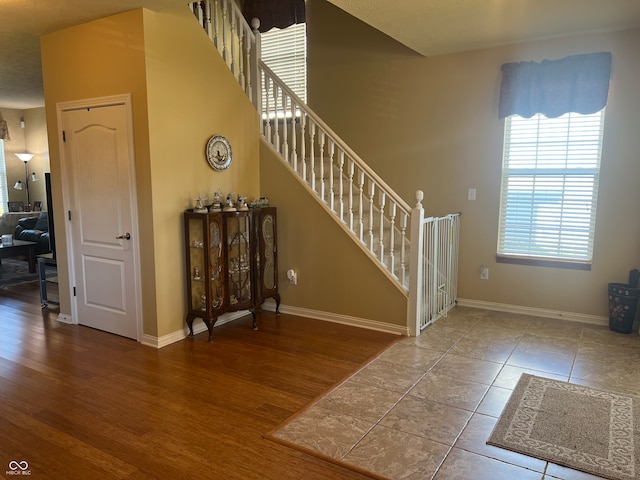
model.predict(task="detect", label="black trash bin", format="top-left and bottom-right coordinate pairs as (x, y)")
top-left (608, 270), bottom-right (640, 333)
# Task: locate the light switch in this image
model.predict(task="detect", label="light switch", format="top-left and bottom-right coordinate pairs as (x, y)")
top-left (468, 188), bottom-right (476, 201)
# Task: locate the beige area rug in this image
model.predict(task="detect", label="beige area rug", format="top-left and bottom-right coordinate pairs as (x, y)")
top-left (488, 374), bottom-right (640, 480)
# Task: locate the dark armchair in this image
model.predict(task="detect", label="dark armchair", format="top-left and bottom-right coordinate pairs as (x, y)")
top-left (14, 212), bottom-right (51, 255)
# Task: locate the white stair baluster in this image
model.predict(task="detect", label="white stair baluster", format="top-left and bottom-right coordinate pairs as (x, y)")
top-left (348, 161), bottom-right (355, 232)
top-left (221, 0), bottom-right (228, 64)
top-left (378, 191), bottom-right (386, 262)
top-left (368, 182), bottom-right (375, 251)
top-left (309, 122), bottom-right (316, 191)
top-left (229, 9), bottom-right (237, 77)
top-left (281, 91), bottom-right (288, 162)
top-left (328, 140), bottom-right (335, 212)
top-left (291, 100), bottom-right (298, 171)
top-left (319, 131), bottom-right (325, 202)
top-left (272, 85), bottom-right (280, 153)
top-left (238, 23), bottom-right (246, 90)
top-left (203, 1), bottom-right (213, 41)
top-left (264, 76), bottom-right (271, 140)
top-left (191, 2), bottom-right (201, 27)
top-left (338, 150), bottom-right (345, 222)
top-left (357, 168), bottom-right (364, 241)
top-left (400, 211), bottom-right (408, 287)
top-left (389, 202), bottom-right (397, 277)
top-left (213, 1), bottom-right (222, 54)
top-left (300, 113), bottom-right (306, 179)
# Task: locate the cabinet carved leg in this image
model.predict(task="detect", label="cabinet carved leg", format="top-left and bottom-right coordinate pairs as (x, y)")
top-left (250, 309), bottom-right (259, 330)
top-left (186, 314), bottom-right (196, 337)
top-left (274, 294), bottom-right (281, 315)
top-left (202, 318), bottom-right (217, 342)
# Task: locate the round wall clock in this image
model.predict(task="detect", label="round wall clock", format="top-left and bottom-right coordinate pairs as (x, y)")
top-left (206, 134), bottom-right (232, 171)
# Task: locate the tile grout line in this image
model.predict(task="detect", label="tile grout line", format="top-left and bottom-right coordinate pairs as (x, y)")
top-left (335, 314), bottom-right (484, 471)
top-left (272, 310), bottom-right (640, 479)
top-left (340, 342), bottom-right (453, 461)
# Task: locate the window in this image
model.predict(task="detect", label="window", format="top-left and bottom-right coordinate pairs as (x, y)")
top-left (0, 140), bottom-right (8, 215)
top-left (497, 110), bottom-right (605, 267)
top-left (261, 22), bottom-right (307, 104)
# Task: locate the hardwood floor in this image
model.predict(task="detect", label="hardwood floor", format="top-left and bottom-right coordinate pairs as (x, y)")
top-left (0, 283), bottom-right (400, 479)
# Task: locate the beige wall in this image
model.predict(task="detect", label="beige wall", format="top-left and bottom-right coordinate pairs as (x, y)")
top-left (41, 9), bottom-right (149, 322)
top-left (143, 8), bottom-right (260, 337)
top-left (41, 7), bottom-right (260, 338)
top-left (260, 142), bottom-right (408, 326)
top-left (37, 0), bottom-right (637, 341)
top-left (307, 0), bottom-right (640, 318)
top-left (0, 108), bottom-right (49, 210)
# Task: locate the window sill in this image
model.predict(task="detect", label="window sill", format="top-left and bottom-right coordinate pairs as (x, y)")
top-left (496, 255), bottom-right (591, 271)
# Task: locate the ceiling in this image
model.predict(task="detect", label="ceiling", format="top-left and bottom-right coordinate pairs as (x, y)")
top-left (2, 0), bottom-right (640, 110)
top-left (327, 0), bottom-right (640, 57)
top-left (0, 0), bottom-right (187, 109)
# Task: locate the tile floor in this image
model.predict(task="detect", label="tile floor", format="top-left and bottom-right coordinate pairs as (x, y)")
top-left (271, 307), bottom-right (640, 479)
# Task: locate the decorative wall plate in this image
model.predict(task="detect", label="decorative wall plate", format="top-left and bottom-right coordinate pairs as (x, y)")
top-left (206, 135), bottom-right (232, 171)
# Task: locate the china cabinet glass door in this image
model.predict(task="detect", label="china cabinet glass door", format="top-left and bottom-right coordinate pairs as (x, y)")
top-left (226, 213), bottom-right (252, 307)
top-left (188, 217), bottom-right (206, 312)
top-left (209, 218), bottom-right (223, 310)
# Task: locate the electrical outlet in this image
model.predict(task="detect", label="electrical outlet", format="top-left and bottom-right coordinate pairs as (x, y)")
top-left (287, 269), bottom-right (297, 285)
top-left (480, 266), bottom-right (489, 280)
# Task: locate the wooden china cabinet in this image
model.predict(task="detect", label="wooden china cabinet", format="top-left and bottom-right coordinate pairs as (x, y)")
top-left (184, 207), bottom-right (280, 342)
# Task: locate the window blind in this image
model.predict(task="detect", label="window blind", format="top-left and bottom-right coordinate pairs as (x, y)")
top-left (0, 141), bottom-right (8, 215)
top-left (497, 111), bottom-right (605, 264)
top-left (261, 23), bottom-right (307, 106)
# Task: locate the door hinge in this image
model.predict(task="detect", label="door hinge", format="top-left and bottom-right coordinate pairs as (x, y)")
top-left (62, 130), bottom-right (66, 142)
top-left (73, 287), bottom-right (76, 297)
top-left (68, 210), bottom-right (72, 221)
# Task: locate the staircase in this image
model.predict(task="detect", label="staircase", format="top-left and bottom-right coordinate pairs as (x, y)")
top-left (190, 0), bottom-right (460, 335)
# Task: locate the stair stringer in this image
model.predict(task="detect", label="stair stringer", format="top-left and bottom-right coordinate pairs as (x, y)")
top-left (262, 138), bottom-right (410, 298)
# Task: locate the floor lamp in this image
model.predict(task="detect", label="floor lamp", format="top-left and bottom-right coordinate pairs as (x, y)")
top-left (13, 153), bottom-right (37, 211)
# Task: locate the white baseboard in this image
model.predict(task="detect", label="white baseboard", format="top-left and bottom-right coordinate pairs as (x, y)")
top-left (456, 298), bottom-right (608, 326)
top-left (140, 311), bottom-right (252, 349)
top-left (262, 300), bottom-right (408, 336)
top-left (144, 302), bottom-right (406, 349)
top-left (57, 313), bottom-right (73, 324)
top-left (58, 299), bottom-right (608, 350)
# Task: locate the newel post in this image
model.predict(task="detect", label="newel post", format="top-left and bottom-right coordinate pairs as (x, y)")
top-left (250, 17), bottom-right (262, 113)
top-left (407, 190), bottom-right (425, 336)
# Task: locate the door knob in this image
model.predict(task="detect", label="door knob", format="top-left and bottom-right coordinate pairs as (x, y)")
top-left (116, 233), bottom-right (131, 240)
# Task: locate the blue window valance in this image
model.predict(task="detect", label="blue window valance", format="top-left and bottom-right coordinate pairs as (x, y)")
top-left (498, 52), bottom-right (612, 119)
